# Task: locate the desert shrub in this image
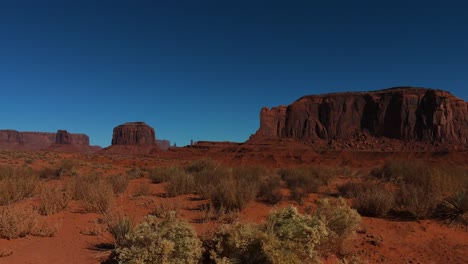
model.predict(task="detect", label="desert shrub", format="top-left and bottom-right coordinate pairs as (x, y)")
top-left (258, 173), bottom-right (283, 204)
top-left (0, 206), bottom-right (37, 239)
top-left (395, 184), bottom-right (438, 219)
top-left (66, 174), bottom-right (114, 213)
top-left (165, 169), bottom-right (195, 197)
top-left (38, 167), bottom-right (61, 179)
top-left (151, 199), bottom-right (181, 219)
top-left (115, 214), bottom-right (202, 264)
top-left (280, 167), bottom-right (329, 204)
top-left (37, 185), bottom-right (71, 215)
top-left (185, 158), bottom-right (219, 174)
top-left (108, 174), bottom-right (130, 195)
top-left (56, 159), bottom-right (78, 177)
top-left (337, 181), bottom-right (365, 198)
top-left (209, 223), bottom-right (273, 264)
top-left (314, 198), bottom-right (361, 254)
top-left (210, 167), bottom-right (262, 212)
top-left (353, 183), bottom-right (395, 217)
top-left (107, 214), bottom-right (133, 246)
top-left (0, 166), bottom-right (38, 205)
top-left (436, 189), bottom-right (468, 226)
top-left (126, 167), bottom-right (144, 179)
top-left (189, 159), bottom-right (227, 199)
top-left (315, 198), bottom-right (361, 240)
top-left (372, 159), bottom-right (467, 195)
top-left (149, 166), bottom-right (181, 184)
top-left (210, 206), bottom-right (329, 264)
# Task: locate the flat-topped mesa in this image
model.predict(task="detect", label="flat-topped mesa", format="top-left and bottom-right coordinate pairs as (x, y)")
top-left (253, 87), bottom-right (468, 144)
top-left (55, 130), bottom-right (89, 145)
top-left (111, 122), bottom-right (156, 145)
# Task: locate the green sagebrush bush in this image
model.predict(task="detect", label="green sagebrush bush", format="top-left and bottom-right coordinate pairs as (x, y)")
top-left (209, 200), bottom-right (360, 264)
top-left (115, 213), bottom-right (202, 264)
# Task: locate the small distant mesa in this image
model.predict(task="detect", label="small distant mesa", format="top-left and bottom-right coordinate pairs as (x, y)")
top-left (0, 129), bottom-right (97, 152)
top-left (109, 121), bottom-right (170, 151)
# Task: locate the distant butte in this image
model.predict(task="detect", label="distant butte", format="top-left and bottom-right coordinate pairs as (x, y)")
top-left (103, 121), bottom-right (171, 154)
top-left (0, 129), bottom-right (98, 152)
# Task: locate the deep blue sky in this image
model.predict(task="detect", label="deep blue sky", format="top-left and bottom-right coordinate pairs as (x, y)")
top-left (0, 0), bottom-right (467, 147)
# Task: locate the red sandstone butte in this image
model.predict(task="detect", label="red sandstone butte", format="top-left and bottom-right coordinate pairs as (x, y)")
top-left (111, 122), bottom-right (156, 145)
top-left (252, 87), bottom-right (467, 144)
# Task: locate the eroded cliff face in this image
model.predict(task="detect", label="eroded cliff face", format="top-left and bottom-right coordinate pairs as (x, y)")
top-left (111, 122), bottom-right (156, 145)
top-left (253, 87), bottom-right (467, 144)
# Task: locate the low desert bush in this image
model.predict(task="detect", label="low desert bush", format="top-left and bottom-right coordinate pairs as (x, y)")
top-left (38, 167), bottom-right (61, 179)
top-left (258, 173), bottom-right (283, 204)
top-left (108, 174), bottom-right (130, 196)
top-left (280, 166), bottom-right (330, 204)
top-left (56, 159), bottom-right (78, 177)
top-left (337, 181), bottom-right (366, 198)
top-left (372, 159), bottom-right (467, 195)
top-left (209, 166), bottom-right (263, 212)
top-left (210, 206), bottom-right (330, 264)
top-left (150, 199), bottom-right (181, 219)
top-left (395, 184), bottom-right (438, 219)
top-left (66, 174), bottom-right (114, 213)
top-left (314, 198), bottom-right (361, 254)
top-left (0, 206), bottom-right (37, 239)
top-left (0, 166), bottom-right (38, 205)
top-left (353, 183), bottom-right (395, 217)
top-left (37, 185), bottom-right (71, 215)
top-left (149, 166), bottom-right (180, 184)
top-left (315, 198), bottom-right (361, 240)
top-left (107, 214), bottom-right (133, 246)
top-left (114, 214), bottom-right (202, 264)
top-left (165, 170), bottom-right (195, 197)
top-left (126, 167), bottom-right (144, 179)
top-left (436, 189), bottom-right (468, 226)
top-left (185, 158), bottom-right (219, 174)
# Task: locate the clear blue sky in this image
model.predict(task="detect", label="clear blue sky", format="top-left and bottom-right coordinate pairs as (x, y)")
top-left (0, 0), bottom-right (467, 147)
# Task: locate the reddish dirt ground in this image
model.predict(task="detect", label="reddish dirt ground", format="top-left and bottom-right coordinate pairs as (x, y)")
top-left (0, 148), bottom-right (466, 264)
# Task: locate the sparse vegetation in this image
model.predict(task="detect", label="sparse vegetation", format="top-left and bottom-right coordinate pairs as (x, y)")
top-left (0, 166), bottom-right (39, 205)
top-left (280, 166), bottom-right (333, 204)
top-left (149, 166), bottom-right (180, 183)
top-left (353, 183), bottom-right (395, 217)
top-left (66, 173), bottom-right (114, 213)
top-left (107, 214), bottom-right (134, 246)
top-left (436, 189), bottom-right (468, 226)
top-left (207, 200), bottom-right (360, 263)
top-left (0, 206), bottom-right (37, 239)
top-left (108, 174), bottom-right (130, 196)
top-left (37, 185), bottom-right (71, 215)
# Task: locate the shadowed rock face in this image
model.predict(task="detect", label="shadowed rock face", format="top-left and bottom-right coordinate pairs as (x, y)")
top-left (253, 87), bottom-right (467, 143)
top-left (111, 122), bottom-right (156, 145)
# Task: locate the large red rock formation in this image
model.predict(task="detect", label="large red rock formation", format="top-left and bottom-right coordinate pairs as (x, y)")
top-left (252, 87), bottom-right (467, 144)
top-left (111, 122), bottom-right (156, 145)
